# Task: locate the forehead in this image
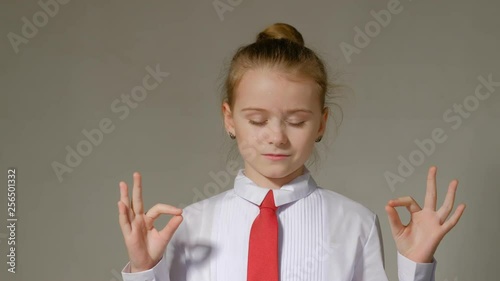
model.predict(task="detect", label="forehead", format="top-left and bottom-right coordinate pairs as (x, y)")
top-left (234, 69), bottom-right (319, 112)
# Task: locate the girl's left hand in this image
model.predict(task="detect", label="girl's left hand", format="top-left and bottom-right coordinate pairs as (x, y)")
top-left (385, 166), bottom-right (466, 263)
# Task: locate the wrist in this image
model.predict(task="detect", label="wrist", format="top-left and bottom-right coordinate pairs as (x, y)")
top-left (130, 262), bottom-right (153, 273)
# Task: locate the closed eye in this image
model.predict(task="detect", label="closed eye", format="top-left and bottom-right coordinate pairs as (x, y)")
top-left (248, 120), bottom-right (305, 127)
top-left (289, 121), bottom-right (305, 127)
top-left (249, 120), bottom-right (266, 126)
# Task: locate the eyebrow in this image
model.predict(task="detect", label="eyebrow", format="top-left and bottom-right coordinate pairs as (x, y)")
top-left (240, 107), bottom-right (313, 114)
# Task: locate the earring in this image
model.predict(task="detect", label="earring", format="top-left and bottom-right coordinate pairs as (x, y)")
top-left (229, 132), bottom-right (236, 139)
top-left (315, 136), bottom-right (322, 142)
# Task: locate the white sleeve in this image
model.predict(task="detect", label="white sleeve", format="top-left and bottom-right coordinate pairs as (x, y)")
top-left (397, 251), bottom-right (437, 281)
top-left (121, 256), bottom-right (169, 281)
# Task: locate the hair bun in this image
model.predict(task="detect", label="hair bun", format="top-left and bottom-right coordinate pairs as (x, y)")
top-left (256, 22), bottom-right (305, 47)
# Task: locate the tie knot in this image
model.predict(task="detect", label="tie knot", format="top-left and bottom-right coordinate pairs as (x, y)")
top-left (260, 190), bottom-right (277, 211)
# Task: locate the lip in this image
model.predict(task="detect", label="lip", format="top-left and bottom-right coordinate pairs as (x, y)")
top-left (263, 154), bottom-right (290, 160)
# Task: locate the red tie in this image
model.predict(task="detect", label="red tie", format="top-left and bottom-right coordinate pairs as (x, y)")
top-left (247, 190), bottom-right (279, 281)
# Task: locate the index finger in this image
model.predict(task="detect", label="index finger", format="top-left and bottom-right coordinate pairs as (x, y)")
top-left (424, 166), bottom-right (437, 210)
top-left (145, 203), bottom-right (183, 221)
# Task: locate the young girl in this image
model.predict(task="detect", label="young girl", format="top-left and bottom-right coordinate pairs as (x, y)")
top-left (117, 23), bottom-right (465, 281)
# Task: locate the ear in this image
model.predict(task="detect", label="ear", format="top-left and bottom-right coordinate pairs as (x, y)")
top-left (222, 102), bottom-right (235, 134)
top-left (318, 107), bottom-right (329, 136)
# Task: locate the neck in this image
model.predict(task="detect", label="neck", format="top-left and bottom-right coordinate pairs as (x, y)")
top-left (243, 165), bottom-right (305, 189)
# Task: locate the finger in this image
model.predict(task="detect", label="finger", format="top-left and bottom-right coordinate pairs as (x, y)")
top-left (437, 179), bottom-right (458, 223)
top-left (132, 172), bottom-right (144, 214)
top-left (442, 203), bottom-right (466, 233)
top-left (119, 181), bottom-right (135, 220)
top-left (144, 204), bottom-right (183, 231)
top-left (424, 166), bottom-right (437, 210)
top-left (117, 201), bottom-right (132, 235)
top-left (388, 196), bottom-right (422, 213)
top-left (159, 215), bottom-right (184, 243)
top-left (145, 204), bottom-right (183, 222)
top-left (385, 204), bottom-right (404, 237)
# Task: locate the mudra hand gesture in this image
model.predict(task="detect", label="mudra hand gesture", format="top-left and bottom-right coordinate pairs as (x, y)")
top-left (117, 172), bottom-right (184, 272)
top-left (385, 166), bottom-right (466, 263)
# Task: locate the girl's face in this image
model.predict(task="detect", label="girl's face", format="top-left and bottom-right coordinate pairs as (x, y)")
top-left (223, 68), bottom-right (328, 188)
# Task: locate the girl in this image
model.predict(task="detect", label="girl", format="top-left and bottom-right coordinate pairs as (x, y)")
top-left (117, 23), bottom-right (465, 281)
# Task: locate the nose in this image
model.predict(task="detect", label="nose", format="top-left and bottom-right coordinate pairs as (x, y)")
top-left (261, 120), bottom-right (288, 145)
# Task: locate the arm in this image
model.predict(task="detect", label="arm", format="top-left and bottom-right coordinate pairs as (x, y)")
top-left (352, 213), bottom-right (390, 281)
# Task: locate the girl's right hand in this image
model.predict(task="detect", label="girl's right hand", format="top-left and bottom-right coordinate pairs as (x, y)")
top-left (117, 172), bottom-right (183, 272)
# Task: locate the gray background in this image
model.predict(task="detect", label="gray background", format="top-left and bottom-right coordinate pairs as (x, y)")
top-left (1, 0), bottom-right (499, 280)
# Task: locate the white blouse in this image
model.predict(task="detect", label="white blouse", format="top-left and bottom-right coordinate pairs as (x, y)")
top-left (121, 167), bottom-right (436, 281)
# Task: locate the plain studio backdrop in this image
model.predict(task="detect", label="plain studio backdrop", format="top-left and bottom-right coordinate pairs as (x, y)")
top-left (0, 0), bottom-right (499, 280)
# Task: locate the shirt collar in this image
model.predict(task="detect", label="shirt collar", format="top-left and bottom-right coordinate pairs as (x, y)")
top-left (234, 167), bottom-right (318, 207)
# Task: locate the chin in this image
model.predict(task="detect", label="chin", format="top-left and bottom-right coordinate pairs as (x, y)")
top-left (258, 165), bottom-right (295, 179)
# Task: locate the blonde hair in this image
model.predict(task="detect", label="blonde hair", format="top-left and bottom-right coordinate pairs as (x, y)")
top-left (218, 22), bottom-right (348, 170)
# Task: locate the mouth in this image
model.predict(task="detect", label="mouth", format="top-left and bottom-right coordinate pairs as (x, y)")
top-left (262, 154), bottom-right (290, 160)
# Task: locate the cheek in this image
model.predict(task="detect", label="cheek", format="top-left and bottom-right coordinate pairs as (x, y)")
top-left (239, 126), bottom-right (270, 142)
top-left (295, 136), bottom-right (316, 151)
top-left (289, 127), bottom-right (316, 140)
top-left (238, 142), bottom-right (259, 160)
top-left (235, 130), bottom-right (260, 159)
